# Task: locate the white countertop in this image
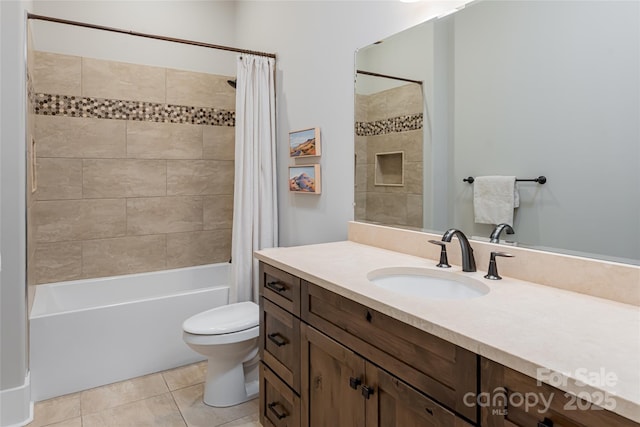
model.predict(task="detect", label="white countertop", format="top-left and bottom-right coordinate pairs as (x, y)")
top-left (255, 240), bottom-right (640, 423)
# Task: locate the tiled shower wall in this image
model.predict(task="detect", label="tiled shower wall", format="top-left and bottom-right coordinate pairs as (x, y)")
top-left (28, 51), bottom-right (236, 286)
top-left (355, 83), bottom-right (424, 228)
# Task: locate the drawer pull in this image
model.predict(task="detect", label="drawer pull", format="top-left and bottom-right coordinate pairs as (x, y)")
top-left (537, 418), bottom-right (553, 427)
top-left (349, 376), bottom-right (362, 390)
top-left (425, 407), bottom-right (434, 416)
top-left (268, 401), bottom-right (288, 420)
top-left (361, 385), bottom-right (374, 399)
top-left (267, 332), bottom-right (288, 347)
top-left (365, 311), bottom-right (372, 322)
top-left (266, 281), bottom-right (286, 293)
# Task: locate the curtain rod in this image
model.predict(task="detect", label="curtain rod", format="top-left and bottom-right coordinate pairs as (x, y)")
top-left (27, 13), bottom-right (277, 59)
top-left (356, 70), bottom-right (422, 85)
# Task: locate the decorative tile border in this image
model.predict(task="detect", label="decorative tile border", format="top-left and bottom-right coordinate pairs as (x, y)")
top-left (32, 93), bottom-right (235, 126)
top-left (355, 113), bottom-right (423, 136)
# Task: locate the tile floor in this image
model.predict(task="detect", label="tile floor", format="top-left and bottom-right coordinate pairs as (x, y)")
top-left (28, 361), bottom-right (261, 427)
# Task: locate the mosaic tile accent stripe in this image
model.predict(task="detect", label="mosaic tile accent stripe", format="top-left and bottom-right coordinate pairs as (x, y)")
top-left (33, 93), bottom-right (235, 127)
top-left (355, 113), bottom-right (423, 136)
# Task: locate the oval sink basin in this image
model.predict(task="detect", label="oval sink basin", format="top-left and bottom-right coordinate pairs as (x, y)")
top-left (367, 267), bottom-right (490, 300)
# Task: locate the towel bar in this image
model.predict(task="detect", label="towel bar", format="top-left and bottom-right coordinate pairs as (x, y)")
top-left (463, 176), bottom-right (547, 184)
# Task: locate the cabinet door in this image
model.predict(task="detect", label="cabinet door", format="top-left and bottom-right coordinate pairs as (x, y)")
top-left (365, 362), bottom-right (474, 427)
top-left (301, 324), bottom-right (366, 427)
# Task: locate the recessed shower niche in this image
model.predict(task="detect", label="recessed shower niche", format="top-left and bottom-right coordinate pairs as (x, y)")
top-left (374, 151), bottom-right (404, 186)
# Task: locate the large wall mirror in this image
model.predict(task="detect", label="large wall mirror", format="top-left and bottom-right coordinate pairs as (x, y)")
top-left (355, 0), bottom-right (639, 265)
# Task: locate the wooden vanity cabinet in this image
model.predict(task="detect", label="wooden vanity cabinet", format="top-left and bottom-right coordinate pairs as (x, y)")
top-left (481, 358), bottom-right (638, 427)
top-left (258, 261), bottom-right (638, 427)
top-left (259, 262), bottom-right (477, 426)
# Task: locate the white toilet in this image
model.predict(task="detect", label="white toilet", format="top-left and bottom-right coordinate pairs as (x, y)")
top-left (182, 301), bottom-right (260, 407)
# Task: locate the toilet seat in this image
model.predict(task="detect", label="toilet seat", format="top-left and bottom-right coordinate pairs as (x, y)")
top-left (183, 325), bottom-right (259, 345)
top-left (183, 301), bottom-right (259, 335)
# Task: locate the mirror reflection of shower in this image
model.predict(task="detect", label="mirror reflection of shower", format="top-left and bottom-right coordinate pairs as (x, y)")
top-left (354, 70), bottom-right (425, 229)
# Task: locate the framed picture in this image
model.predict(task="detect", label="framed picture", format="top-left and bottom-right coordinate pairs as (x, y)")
top-left (289, 165), bottom-right (321, 194)
top-left (289, 127), bottom-right (321, 158)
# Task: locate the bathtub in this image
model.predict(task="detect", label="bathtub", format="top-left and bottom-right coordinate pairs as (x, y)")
top-left (30, 263), bottom-right (229, 401)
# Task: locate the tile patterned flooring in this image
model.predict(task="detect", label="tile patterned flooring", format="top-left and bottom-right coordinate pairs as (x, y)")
top-left (28, 361), bottom-right (261, 427)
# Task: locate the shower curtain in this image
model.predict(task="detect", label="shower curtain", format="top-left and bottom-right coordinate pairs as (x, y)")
top-left (230, 54), bottom-right (278, 304)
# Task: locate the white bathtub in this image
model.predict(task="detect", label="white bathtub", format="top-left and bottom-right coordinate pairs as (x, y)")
top-left (30, 263), bottom-right (229, 401)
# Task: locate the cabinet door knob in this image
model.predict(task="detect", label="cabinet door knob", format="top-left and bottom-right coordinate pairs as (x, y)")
top-left (349, 376), bottom-right (362, 390)
top-left (361, 385), bottom-right (374, 399)
top-left (537, 418), bottom-right (553, 427)
top-left (266, 281), bottom-right (286, 292)
top-left (267, 332), bottom-right (288, 347)
top-left (267, 402), bottom-right (288, 420)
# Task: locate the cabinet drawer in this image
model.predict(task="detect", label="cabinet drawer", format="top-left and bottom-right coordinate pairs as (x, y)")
top-left (481, 358), bottom-right (638, 427)
top-left (260, 297), bottom-right (301, 393)
top-left (260, 262), bottom-right (301, 316)
top-left (260, 363), bottom-right (301, 427)
top-left (302, 282), bottom-right (477, 423)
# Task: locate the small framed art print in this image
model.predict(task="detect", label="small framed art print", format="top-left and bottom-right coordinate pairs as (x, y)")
top-left (289, 165), bottom-right (321, 194)
top-left (289, 127), bottom-right (321, 158)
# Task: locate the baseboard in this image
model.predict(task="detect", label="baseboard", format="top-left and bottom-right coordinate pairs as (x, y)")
top-left (0, 372), bottom-right (33, 427)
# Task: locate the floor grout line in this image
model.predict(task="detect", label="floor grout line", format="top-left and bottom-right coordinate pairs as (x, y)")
top-left (168, 389), bottom-right (189, 427)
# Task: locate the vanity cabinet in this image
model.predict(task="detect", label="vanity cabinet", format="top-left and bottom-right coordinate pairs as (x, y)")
top-left (258, 261), bottom-right (639, 427)
top-left (480, 358), bottom-right (638, 427)
top-left (259, 261), bottom-right (478, 427)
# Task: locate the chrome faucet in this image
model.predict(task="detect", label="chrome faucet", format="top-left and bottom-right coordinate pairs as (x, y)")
top-left (441, 228), bottom-right (476, 272)
top-left (489, 223), bottom-right (514, 243)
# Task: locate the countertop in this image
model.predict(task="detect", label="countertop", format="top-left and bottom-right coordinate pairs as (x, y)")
top-left (255, 240), bottom-right (640, 423)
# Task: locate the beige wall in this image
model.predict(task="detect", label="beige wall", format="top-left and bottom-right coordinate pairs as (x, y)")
top-left (355, 83), bottom-right (423, 228)
top-left (28, 51), bottom-right (236, 286)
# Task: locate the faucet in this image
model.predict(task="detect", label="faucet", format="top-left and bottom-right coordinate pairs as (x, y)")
top-left (489, 223), bottom-right (514, 243)
top-left (441, 228), bottom-right (476, 272)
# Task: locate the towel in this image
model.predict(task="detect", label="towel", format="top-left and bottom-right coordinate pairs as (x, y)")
top-left (473, 176), bottom-right (519, 225)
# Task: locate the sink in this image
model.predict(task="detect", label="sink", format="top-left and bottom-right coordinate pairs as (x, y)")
top-left (367, 267), bottom-right (490, 300)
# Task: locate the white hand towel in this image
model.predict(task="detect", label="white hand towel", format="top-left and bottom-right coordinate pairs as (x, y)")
top-left (473, 176), bottom-right (519, 225)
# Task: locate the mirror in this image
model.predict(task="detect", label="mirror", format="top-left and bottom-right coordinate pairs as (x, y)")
top-left (355, 0), bottom-right (639, 265)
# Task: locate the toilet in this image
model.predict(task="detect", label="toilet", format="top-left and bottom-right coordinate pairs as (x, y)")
top-left (182, 301), bottom-right (260, 407)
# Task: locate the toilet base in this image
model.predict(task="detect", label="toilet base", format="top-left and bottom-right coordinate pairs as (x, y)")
top-left (202, 354), bottom-right (259, 407)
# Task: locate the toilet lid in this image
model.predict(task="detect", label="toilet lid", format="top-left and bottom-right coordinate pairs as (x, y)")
top-left (183, 301), bottom-right (259, 335)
